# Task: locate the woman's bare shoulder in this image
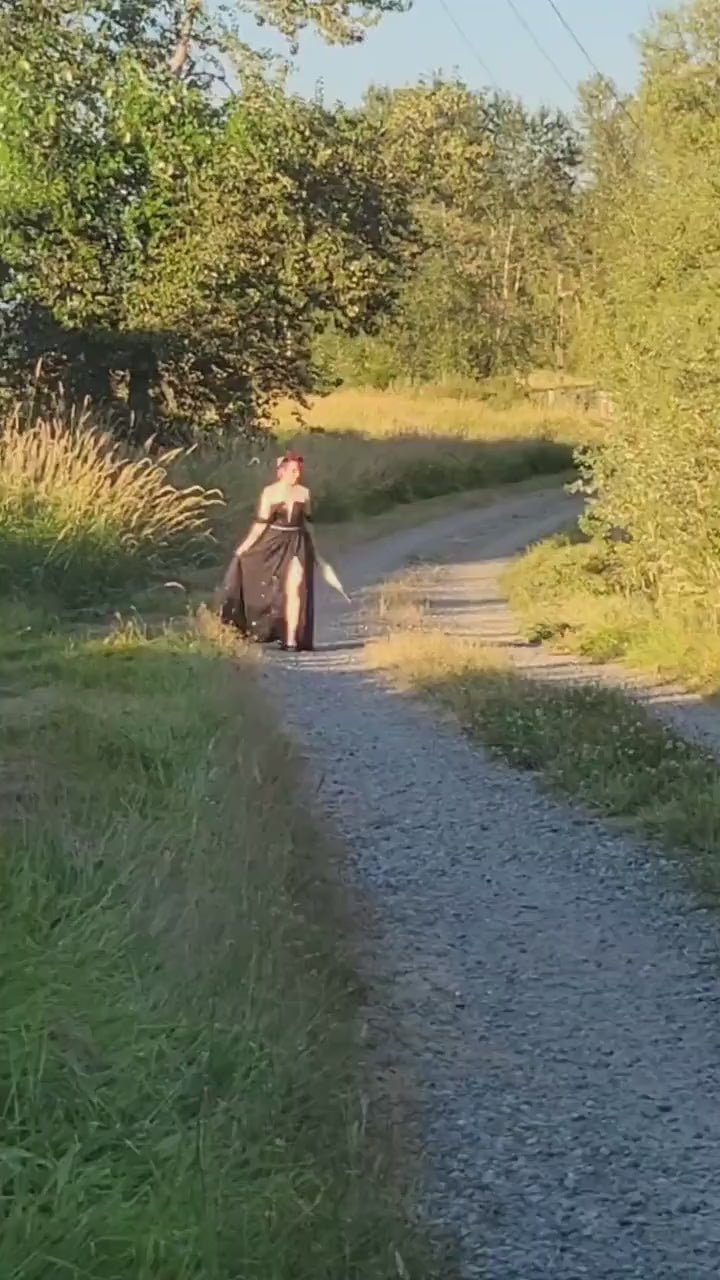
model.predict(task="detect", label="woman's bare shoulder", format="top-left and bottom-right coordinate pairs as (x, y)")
top-left (262, 481), bottom-right (281, 500)
top-left (297, 484), bottom-right (310, 501)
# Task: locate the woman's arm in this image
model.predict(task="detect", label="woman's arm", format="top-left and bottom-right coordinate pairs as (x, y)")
top-left (235, 488), bottom-right (272, 557)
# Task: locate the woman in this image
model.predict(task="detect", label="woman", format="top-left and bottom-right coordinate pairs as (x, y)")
top-left (221, 451), bottom-right (315, 652)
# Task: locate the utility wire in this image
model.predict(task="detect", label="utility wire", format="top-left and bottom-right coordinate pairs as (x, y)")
top-left (503, 0), bottom-right (577, 97)
top-left (543, 0), bottom-right (607, 81)
top-left (542, 0), bottom-right (640, 127)
top-left (436, 0), bottom-right (500, 90)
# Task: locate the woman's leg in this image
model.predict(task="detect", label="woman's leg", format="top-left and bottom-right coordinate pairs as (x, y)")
top-left (284, 556), bottom-right (304, 648)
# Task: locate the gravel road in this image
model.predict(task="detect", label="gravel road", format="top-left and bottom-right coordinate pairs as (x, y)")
top-left (261, 486), bottom-right (720, 1280)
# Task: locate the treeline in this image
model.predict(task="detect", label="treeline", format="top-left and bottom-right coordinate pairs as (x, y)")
top-left (3, 0), bottom-right (720, 616)
top-left (0, 0), bottom-right (587, 441)
top-left (0, 0), bottom-right (414, 440)
top-left (319, 81), bottom-right (581, 386)
top-left (336, 0), bottom-right (720, 611)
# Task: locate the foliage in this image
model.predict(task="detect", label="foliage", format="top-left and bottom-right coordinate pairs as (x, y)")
top-left (242, 0), bottom-right (411, 43)
top-left (0, 402), bottom-right (219, 604)
top-left (320, 78), bottom-right (582, 386)
top-left (0, 1), bottom-right (415, 438)
top-left (574, 0), bottom-right (720, 604)
top-left (0, 615), bottom-right (430, 1278)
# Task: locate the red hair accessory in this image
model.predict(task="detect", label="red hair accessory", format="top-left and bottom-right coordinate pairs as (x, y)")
top-left (276, 451), bottom-right (304, 474)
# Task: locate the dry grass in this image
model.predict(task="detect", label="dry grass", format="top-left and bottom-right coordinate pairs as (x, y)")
top-left (523, 369), bottom-right (594, 392)
top-left (184, 385), bottom-right (596, 551)
top-left (0, 404), bottom-right (220, 606)
top-left (505, 533), bottom-right (720, 695)
top-left (274, 385), bottom-right (596, 443)
top-left (367, 596), bottom-right (720, 897)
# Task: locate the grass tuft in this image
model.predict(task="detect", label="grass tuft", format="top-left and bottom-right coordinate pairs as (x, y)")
top-left (0, 403), bottom-right (221, 607)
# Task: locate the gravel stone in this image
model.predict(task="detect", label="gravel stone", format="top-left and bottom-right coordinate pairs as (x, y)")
top-left (260, 488), bottom-right (720, 1279)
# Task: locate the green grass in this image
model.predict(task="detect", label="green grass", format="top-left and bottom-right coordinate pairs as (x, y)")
top-left (368, 624), bottom-right (720, 900)
top-left (505, 532), bottom-right (720, 693)
top-left (0, 609), bottom-right (432, 1279)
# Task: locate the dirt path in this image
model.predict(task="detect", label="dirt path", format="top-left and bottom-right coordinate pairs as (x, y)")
top-left (261, 486), bottom-right (720, 1280)
top-left (389, 488), bottom-right (720, 755)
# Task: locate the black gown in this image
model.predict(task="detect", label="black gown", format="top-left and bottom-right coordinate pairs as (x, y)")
top-left (220, 498), bottom-right (315, 651)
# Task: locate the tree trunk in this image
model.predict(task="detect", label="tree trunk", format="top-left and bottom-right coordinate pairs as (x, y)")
top-left (170, 0), bottom-right (202, 77)
top-left (128, 348), bottom-right (158, 439)
top-left (494, 214), bottom-right (515, 352)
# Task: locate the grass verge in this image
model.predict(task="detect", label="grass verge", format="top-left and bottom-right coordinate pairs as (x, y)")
top-left (367, 604), bottom-right (720, 899)
top-left (505, 532), bottom-right (720, 694)
top-left (186, 383), bottom-right (603, 548)
top-left (1, 607), bottom-right (432, 1279)
top-left (3, 391), bottom-right (584, 613)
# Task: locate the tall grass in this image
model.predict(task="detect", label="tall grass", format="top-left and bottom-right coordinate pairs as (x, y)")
top-left (0, 387), bottom-right (587, 611)
top-left (273, 385), bottom-right (596, 443)
top-left (0, 612), bottom-right (431, 1279)
top-left (183, 386), bottom-right (596, 550)
top-left (189, 428), bottom-right (575, 548)
top-left (0, 404), bottom-right (220, 606)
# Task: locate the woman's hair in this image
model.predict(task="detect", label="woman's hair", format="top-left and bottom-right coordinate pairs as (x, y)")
top-left (276, 451), bottom-right (304, 478)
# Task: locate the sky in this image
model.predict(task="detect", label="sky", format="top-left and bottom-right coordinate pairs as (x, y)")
top-left (274, 0), bottom-right (654, 116)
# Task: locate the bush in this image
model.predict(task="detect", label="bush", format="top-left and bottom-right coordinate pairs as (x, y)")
top-left (577, 3), bottom-right (720, 606)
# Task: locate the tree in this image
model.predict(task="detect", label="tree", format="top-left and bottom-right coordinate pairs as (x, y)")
top-left (236, 0), bottom-right (411, 44)
top-left (0, 0), bottom-right (415, 437)
top-left (577, 0), bottom-right (720, 602)
top-left (321, 78), bottom-right (581, 385)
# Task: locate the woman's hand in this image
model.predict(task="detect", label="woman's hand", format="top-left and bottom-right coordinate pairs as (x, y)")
top-left (235, 529), bottom-right (258, 557)
top-left (234, 488), bottom-right (272, 558)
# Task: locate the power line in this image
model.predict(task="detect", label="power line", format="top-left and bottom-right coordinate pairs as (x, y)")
top-left (503, 0), bottom-right (577, 98)
top-left (542, 0), bottom-right (640, 127)
top-left (543, 0), bottom-right (606, 81)
top-left (436, 0), bottom-right (499, 90)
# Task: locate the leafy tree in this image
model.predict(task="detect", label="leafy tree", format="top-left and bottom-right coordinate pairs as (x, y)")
top-left (577, 0), bottom-right (720, 603)
top-left (320, 78), bottom-right (581, 385)
top-left (238, 0), bottom-right (410, 43)
top-left (0, 0), bottom-right (415, 437)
